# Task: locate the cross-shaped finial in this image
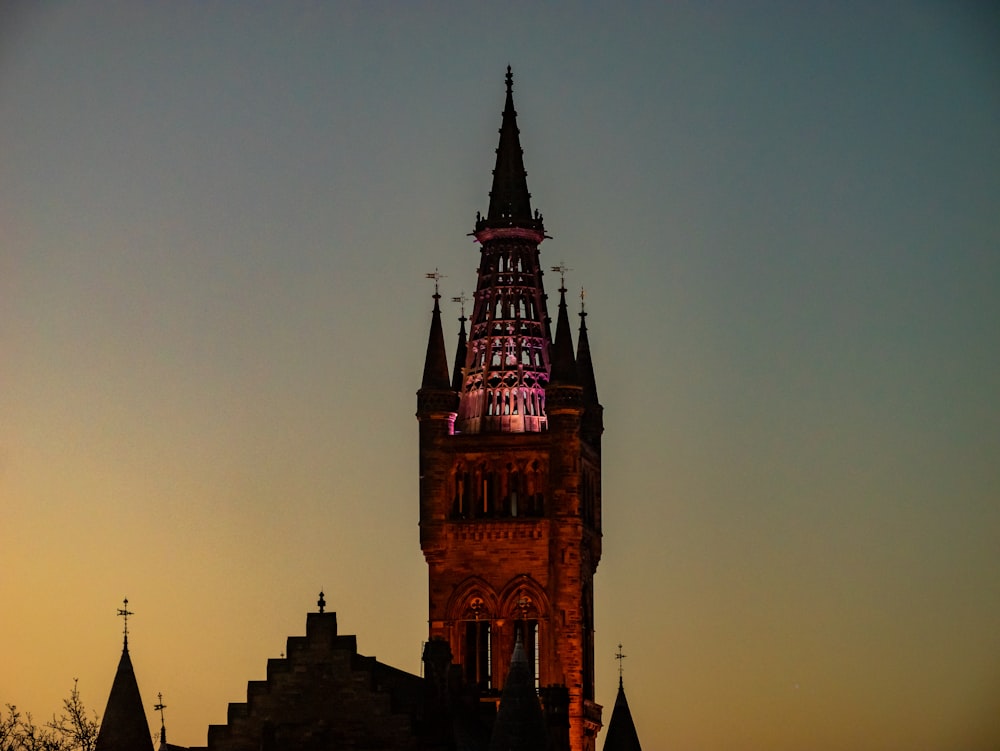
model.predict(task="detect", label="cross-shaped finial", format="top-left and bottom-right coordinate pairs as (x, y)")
top-left (550, 263), bottom-right (572, 293)
top-left (580, 286), bottom-right (587, 314)
top-left (615, 643), bottom-right (627, 685)
top-left (425, 269), bottom-right (445, 299)
top-left (117, 598), bottom-right (134, 644)
top-left (154, 693), bottom-right (167, 727)
top-left (317, 590), bottom-right (326, 613)
top-left (451, 291), bottom-right (468, 321)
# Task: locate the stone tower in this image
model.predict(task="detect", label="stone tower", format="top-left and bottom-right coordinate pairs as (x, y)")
top-left (417, 68), bottom-right (604, 751)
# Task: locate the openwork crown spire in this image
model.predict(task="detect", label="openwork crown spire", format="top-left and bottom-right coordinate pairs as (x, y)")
top-left (453, 69), bottom-right (559, 434)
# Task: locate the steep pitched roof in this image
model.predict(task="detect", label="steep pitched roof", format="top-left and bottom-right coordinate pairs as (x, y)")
top-left (601, 681), bottom-right (642, 751)
top-left (421, 293), bottom-right (452, 391)
top-left (486, 66), bottom-right (533, 227)
top-left (576, 309), bottom-right (599, 405)
top-left (548, 287), bottom-right (579, 386)
top-left (451, 312), bottom-right (467, 392)
top-left (95, 643), bottom-right (154, 751)
top-left (487, 637), bottom-right (547, 751)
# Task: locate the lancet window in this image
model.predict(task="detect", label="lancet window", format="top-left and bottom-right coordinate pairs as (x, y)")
top-left (465, 619), bottom-right (492, 690)
top-left (451, 460), bottom-right (546, 520)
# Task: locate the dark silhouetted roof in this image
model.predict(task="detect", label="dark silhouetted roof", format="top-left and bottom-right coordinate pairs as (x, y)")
top-left (602, 681), bottom-right (642, 751)
top-left (487, 637), bottom-right (547, 751)
top-left (422, 293), bottom-right (452, 391)
top-left (95, 643), bottom-right (154, 751)
top-left (452, 313), bottom-right (467, 392)
top-left (548, 287), bottom-right (579, 386)
top-left (576, 309), bottom-right (599, 405)
top-left (486, 67), bottom-right (534, 227)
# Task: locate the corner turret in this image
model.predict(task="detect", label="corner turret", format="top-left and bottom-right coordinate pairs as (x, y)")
top-left (416, 280), bottom-right (460, 422)
top-left (576, 297), bottom-right (603, 450)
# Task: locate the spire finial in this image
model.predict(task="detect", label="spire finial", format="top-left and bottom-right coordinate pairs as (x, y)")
top-left (117, 597), bottom-right (134, 648)
top-left (580, 285), bottom-right (587, 315)
top-left (550, 262), bottom-right (572, 293)
top-left (317, 590), bottom-right (326, 613)
top-left (154, 693), bottom-right (167, 743)
top-left (615, 643), bottom-right (627, 687)
top-left (506, 65), bottom-right (513, 94)
top-left (451, 291), bottom-right (468, 322)
top-left (425, 269), bottom-right (445, 300)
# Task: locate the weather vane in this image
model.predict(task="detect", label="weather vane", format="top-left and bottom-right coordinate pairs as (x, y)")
top-left (117, 598), bottom-right (134, 642)
top-left (550, 262), bottom-right (572, 291)
top-left (425, 269), bottom-right (445, 298)
top-left (154, 693), bottom-right (167, 728)
top-left (451, 291), bottom-right (468, 321)
top-left (615, 643), bottom-right (627, 682)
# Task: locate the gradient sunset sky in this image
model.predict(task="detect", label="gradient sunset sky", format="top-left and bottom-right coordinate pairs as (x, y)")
top-left (2, 3), bottom-right (999, 750)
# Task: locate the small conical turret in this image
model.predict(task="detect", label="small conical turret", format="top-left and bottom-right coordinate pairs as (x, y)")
top-left (488, 634), bottom-right (548, 751)
top-left (417, 274), bottom-right (459, 422)
top-left (602, 679), bottom-right (642, 751)
top-left (604, 647), bottom-right (642, 751)
top-left (576, 298), bottom-right (603, 449)
top-left (95, 600), bottom-right (154, 751)
top-left (421, 291), bottom-right (451, 391)
top-left (452, 308), bottom-right (468, 393)
top-left (548, 286), bottom-right (579, 387)
top-left (576, 302), bottom-right (598, 405)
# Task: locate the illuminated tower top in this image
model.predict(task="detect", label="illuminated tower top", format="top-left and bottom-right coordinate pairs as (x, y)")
top-left (457, 67), bottom-right (560, 434)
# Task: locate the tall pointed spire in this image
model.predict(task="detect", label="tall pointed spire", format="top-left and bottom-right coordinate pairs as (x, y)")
top-left (483, 66), bottom-right (539, 230)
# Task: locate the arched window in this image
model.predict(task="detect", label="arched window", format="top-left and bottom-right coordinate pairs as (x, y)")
top-left (514, 619), bottom-right (539, 688)
top-left (465, 620), bottom-right (492, 690)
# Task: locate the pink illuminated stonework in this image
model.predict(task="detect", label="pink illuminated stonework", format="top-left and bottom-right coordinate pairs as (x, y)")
top-left (417, 67), bottom-right (605, 751)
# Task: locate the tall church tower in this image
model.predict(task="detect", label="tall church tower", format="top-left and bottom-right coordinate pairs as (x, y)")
top-left (417, 68), bottom-right (604, 751)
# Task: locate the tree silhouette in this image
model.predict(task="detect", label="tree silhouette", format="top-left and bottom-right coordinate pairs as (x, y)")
top-left (1, 681), bottom-right (99, 751)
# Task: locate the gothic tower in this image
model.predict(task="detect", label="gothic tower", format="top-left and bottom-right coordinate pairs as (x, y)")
top-left (417, 68), bottom-right (604, 751)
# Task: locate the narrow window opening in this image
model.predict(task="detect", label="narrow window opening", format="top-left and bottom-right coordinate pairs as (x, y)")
top-left (465, 621), bottom-right (492, 690)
